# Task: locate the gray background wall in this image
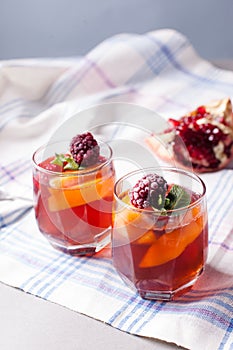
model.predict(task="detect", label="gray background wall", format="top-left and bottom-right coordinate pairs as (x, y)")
top-left (1, 0), bottom-right (233, 61)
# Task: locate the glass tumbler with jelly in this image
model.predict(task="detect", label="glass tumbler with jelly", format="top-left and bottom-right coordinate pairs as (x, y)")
top-left (112, 167), bottom-right (208, 301)
top-left (32, 134), bottom-right (115, 256)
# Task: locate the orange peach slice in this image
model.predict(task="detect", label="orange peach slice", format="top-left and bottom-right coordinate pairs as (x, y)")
top-left (48, 176), bottom-right (114, 212)
top-left (139, 214), bottom-right (204, 268)
top-left (136, 230), bottom-right (158, 244)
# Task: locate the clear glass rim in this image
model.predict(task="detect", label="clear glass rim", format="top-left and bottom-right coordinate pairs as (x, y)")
top-left (114, 166), bottom-right (206, 215)
top-left (32, 139), bottom-right (113, 176)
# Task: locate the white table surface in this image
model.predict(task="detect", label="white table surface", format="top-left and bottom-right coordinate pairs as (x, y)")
top-left (0, 282), bottom-right (185, 350)
top-left (1, 60), bottom-right (232, 350)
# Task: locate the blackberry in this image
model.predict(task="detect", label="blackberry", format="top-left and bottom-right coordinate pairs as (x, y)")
top-left (129, 173), bottom-right (168, 210)
top-left (70, 132), bottom-right (100, 167)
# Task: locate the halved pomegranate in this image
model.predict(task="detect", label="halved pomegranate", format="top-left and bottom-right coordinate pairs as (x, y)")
top-left (147, 98), bottom-right (233, 173)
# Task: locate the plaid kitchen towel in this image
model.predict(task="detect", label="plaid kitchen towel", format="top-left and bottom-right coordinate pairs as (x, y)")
top-left (0, 29), bottom-right (233, 350)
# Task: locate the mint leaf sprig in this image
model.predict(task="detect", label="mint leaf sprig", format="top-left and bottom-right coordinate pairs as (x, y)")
top-left (51, 153), bottom-right (79, 170)
top-left (164, 184), bottom-right (191, 211)
top-left (151, 184), bottom-right (191, 215)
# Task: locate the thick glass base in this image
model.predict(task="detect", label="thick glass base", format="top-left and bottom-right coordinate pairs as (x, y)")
top-left (42, 227), bottom-right (111, 256)
top-left (117, 268), bottom-right (204, 301)
top-left (138, 277), bottom-right (199, 301)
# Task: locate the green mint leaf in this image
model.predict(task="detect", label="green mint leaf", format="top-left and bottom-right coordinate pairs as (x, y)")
top-left (165, 197), bottom-right (170, 207)
top-left (51, 153), bottom-right (79, 170)
top-left (151, 194), bottom-right (167, 213)
top-left (165, 184), bottom-right (191, 210)
top-left (158, 194), bottom-right (163, 206)
top-left (151, 206), bottom-right (167, 216)
top-left (51, 153), bottom-right (65, 166)
top-left (64, 157), bottom-right (79, 170)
